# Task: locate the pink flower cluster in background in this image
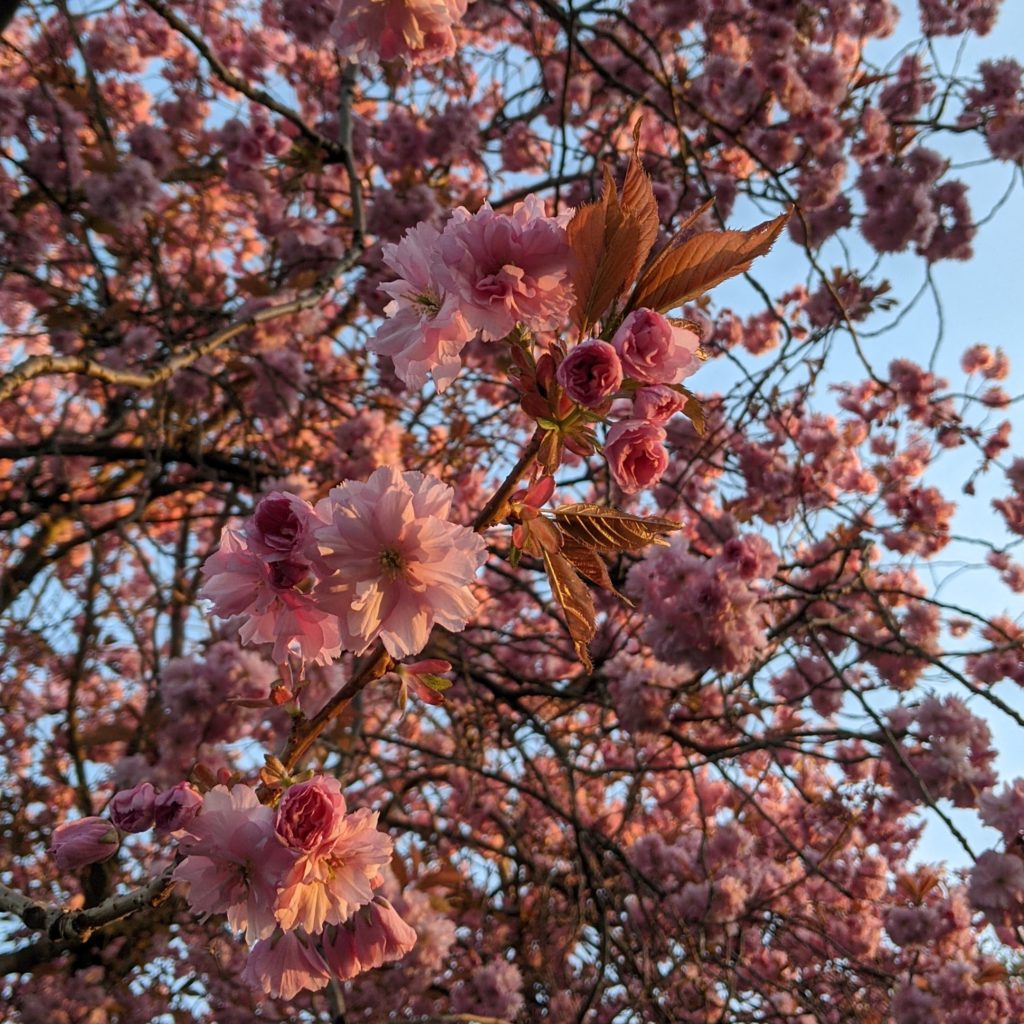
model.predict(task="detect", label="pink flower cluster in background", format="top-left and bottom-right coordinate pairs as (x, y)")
top-left (332, 0), bottom-right (469, 66)
top-left (629, 533), bottom-right (779, 675)
top-left (200, 467), bottom-right (486, 667)
top-left (170, 777), bottom-right (415, 999)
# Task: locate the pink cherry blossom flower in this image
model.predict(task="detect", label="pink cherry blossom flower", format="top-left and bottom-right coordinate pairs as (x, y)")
top-left (331, 0), bottom-right (468, 67)
top-left (319, 896), bottom-right (417, 980)
top-left (242, 929), bottom-right (332, 1001)
top-left (611, 308), bottom-right (701, 384)
top-left (439, 195), bottom-right (574, 341)
top-left (172, 784), bottom-right (296, 943)
top-left (50, 817), bottom-right (120, 872)
top-left (372, 222), bottom-right (475, 391)
top-left (968, 850), bottom-right (1024, 917)
top-left (200, 528), bottom-right (342, 666)
top-left (275, 775), bottom-right (348, 857)
top-left (605, 419), bottom-right (669, 494)
top-left (314, 466), bottom-right (487, 658)
top-left (274, 804), bottom-right (393, 934)
top-left (556, 340), bottom-right (623, 408)
top-left (108, 781), bottom-right (156, 833)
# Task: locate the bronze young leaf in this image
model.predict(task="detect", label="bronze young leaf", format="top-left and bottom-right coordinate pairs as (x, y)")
top-left (618, 122), bottom-right (661, 291)
top-left (631, 208), bottom-right (792, 314)
top-left (541, 548), bottom-right (597, 672)
top-left (552, 503), bottom-right (682, 553)
top-left (559, 539), bottom-right (632, 604)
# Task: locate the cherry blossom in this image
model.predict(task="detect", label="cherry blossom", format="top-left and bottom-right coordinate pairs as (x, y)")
top-left (314, 467), bottom-right (487, 658)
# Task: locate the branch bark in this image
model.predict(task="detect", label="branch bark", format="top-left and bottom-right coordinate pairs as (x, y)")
top-left (0, 249), bottom-right (360, 404)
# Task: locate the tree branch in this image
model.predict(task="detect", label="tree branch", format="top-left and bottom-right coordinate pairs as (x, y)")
top-left (0, 249), bottom-right (360, 404)
top-left (0, 868), bottom-right (176, 976)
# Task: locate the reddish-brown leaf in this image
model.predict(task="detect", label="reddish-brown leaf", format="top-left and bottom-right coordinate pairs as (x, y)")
top-left (560, 539), bottom-right (631, 603)
top-left (553, 503), bottom-right (682, 552)
top-left (566, 194), bottom-right (608, 331)
top-left (566, 166), bottom-right (646, 333)
top-left (683, 393), bottom-right (706, 437)
top-left (619, 122), bottom-right (661, 287)
top-left (538, 429), bottom-right (563, 475)
top-left (632, 208), bottom-right (791, 313)
top-left (666, 383), bottom-right (707, 437)
top-left (542, 548), bottom-right (596, 672)
top-left (631, 197), bottom-right (716, 294)
top-left (586, 206), bottom-right (643, 328)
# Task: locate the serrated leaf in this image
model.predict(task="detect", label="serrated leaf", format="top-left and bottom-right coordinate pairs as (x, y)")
top-left (566, 167), bottom-right (644, 334)
top-left (560, 540), bottom-right (632, 604)
top-left (538, 429), bottom-right (563, 475)
top-left (619, 121), bottom-right (661, 288)
top-left (566, 191), bottom-right (608, 331)
top-left (541, 548), bottom-right (596, 672)
top-left (683, 394), bottom-right (706, 436)
top-left (553, 503), bottom-right (682, 553)
top-left (637, 196), bottom-right (716, 286)
top-left (587, 205), bottom-right (643, 329)
top-left (632, 209), bottom-right (791, 313)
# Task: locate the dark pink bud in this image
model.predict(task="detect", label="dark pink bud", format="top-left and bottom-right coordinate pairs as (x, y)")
top-left (109, 781), bottom-right (156, 833)
top-left (246, 492), bottom-right (313, 562)
top-left (275, 774), bottom-right (347, 855)
top-left (556, 340), bottom-right (623, 408)
top-left (153, 782), bottom-right (203, 833)
top-left (50, 817), bottom-right (120, 872)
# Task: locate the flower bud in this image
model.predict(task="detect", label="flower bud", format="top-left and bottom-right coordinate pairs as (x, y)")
top-left (153, 782), bottom-right (203, 833)
top-left (605, 419), bottom-right (669, 494)
top-left (109, 781), bottom-right (156, 833)
top-left (556, 340), bottom-right (623, 408)
top-left (50, 817), bottom-right (120, 872)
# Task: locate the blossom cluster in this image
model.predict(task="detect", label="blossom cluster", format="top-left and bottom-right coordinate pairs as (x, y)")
top-left (628, 533), bottom-right (778, 675)
top-left (371, 196), bottom-right (573, 391)
top-left (373, 196), bottom-right (704, 494)
top-left (170, 778), bottom-right (415, 999)
top-left (200, 467), bottom-right (487, 667)
top-left (558, 309), bottom-right (701, 494)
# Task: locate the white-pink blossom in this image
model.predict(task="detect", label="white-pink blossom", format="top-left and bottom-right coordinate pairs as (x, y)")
top-left (314, 466), bottom-right (487, 658)
top-left (172, 784), bottom-right (296, 944)
top-left (372, 221), bottom-right (474, 391)
top-left (274, 803), bottom-right (393, 934)
top-left (200, 528), bottom-right (342, 666)
top-left (242, 929), bottom-right (332, 1000)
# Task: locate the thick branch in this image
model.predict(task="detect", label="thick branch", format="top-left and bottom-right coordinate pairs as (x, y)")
top-left (269, 428), bottom-right (544, 782)
top-left (0, 250), bottom-right (359, 404)
top-left (472, 429), bottom-right (543, 531)
top-left (0, 0), bottom-right (19, 33)
top-left (0, 868), bottom-right (176, 976)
